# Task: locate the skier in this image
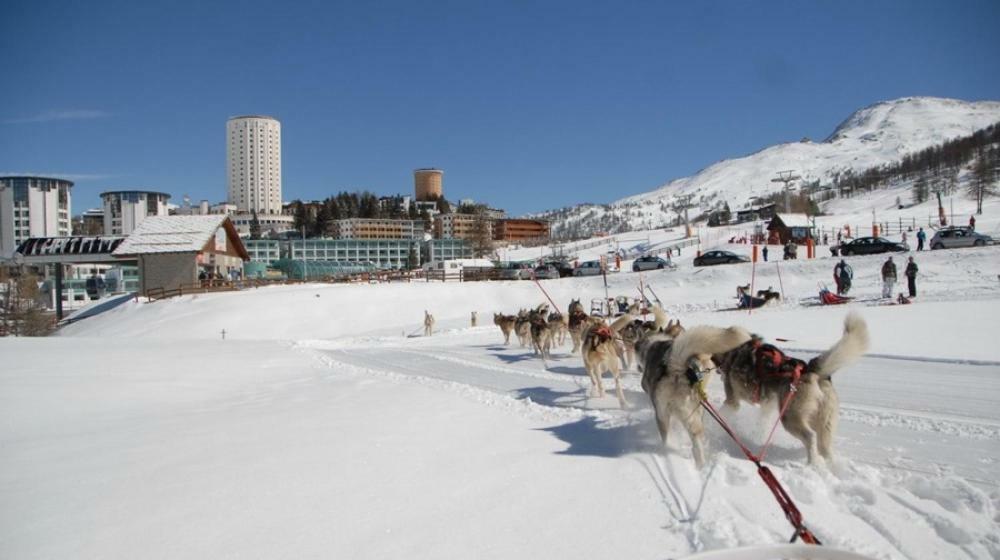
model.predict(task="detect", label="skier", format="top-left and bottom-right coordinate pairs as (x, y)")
top-left (905, 256), bottom-right (918, 298)
top-left (834, 259), bottom-right (853, 296)
top-left (881, 256), bottom-right (897, 299)
top-left (916, 227), bottom-right (926, 251)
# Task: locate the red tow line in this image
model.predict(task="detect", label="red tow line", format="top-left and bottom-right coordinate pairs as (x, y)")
top-left (699, 379), bottom-right (822, 545)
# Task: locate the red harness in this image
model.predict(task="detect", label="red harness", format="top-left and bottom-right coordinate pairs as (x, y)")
top-left (751, 340), bottom-right (805, 403)
top-left (593, 325), bottom-right (613, 341)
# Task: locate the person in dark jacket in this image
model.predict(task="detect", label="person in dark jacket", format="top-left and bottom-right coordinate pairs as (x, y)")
top-left (834, 259), bottom-right (853, 295)
top-left (762, 245), bottom-right (769, 262)
top-left (881, 256), bottom-right (897, 298)
top-left (905, 256), bottom-right (918, 298)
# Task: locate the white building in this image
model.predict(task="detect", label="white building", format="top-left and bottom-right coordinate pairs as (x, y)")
top-left (0, 176), bottom-right (72, 258)
top-left (101, 190), bottom-right (171, 235)
top-left (226, 115), bottom-right (294, 233)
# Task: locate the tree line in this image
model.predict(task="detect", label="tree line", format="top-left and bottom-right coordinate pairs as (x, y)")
top-left (831, 121), bottom-right (1000, 213)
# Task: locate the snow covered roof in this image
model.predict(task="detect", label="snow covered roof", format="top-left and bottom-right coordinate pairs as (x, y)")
top-left (113, 215), bottom-right (247, 257)
top-left (772, 213), bottom-right (813, 228)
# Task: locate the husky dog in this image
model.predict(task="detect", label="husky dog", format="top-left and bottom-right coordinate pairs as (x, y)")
top-left (547, 311), bottom-right (568, 347)
top-left (529, 303), bottom-right (553, 363)
top-left (424, 311), bottom-right (435, 336)
top-left (493, 313), bottom-right (516, 345)
top-left (713, 312), bottom-right (869, 465)
top-left (581, 313), bottom-right (636, 408)
top-left (619, 305), bottom-right (679, 369)
top-left (514, 309), bottom-right (532, 347)
top-left (636, 323), bottom-right (752, 468)
top-left (756, 287), bottom-right (781, 303)
top-left (567, 299), bottom-right (592, 354)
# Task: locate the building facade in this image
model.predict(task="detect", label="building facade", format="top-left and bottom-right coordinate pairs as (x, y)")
top-left (434, 212), bottom-right (490, 240)
top-left (493, 219), bottom-right (550, 242)
top-left (0, 176), bottom-right (73, 258)
top-left (289, 239), bottom-right (419, 270)
top-left (424, 239), bottom-right (473, 262)
top-left (243, 239), bottom-right (282, 264)
top-left (331, 218), bottom-right (424, 240)
top-left (101, 190), bottom-right (171, 235)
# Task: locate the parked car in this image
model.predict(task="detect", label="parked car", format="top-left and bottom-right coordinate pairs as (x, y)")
top-left (838, 237), bottom-right (908, 256)
top-left (929, 226), bottom-right (993, 250)
top-left (572, 260), bottom-right (605, 276)
top-left (541, 260), bottom-right (575, 278)
top-left (533, 264), bottom-right (560, 280)
top-left (693, 250), bottom-right (750, 267)
top-left (498, 262), bottom-right (532, 280)
top-left (632, 255), bottom-right (674, 272)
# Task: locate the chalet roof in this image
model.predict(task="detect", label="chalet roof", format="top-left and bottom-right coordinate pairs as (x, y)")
top-left (113, 215), bottom-right (247, 259)
top-left (771, 213), bottom-right (813, 228)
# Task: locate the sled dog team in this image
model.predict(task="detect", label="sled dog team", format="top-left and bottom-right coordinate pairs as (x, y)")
top-left (423, 303), bottom-right (869, 466)
top-left (487, 300), bottom-right (869, 467)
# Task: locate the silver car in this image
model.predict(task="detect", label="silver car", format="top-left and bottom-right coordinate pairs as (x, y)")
top-left (929, 227), bottom-right (993, 250)
top-left (572, 260), bottom-right (604, 277)
top-left (533, 265), bottom-right (560, 280)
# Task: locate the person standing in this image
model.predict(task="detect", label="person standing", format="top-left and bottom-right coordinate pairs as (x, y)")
top-left (881, 256), bottom-right (897, 298)
top-left (916, 227), bottom-right (926, 251)
top-left (762, 245), bottom-right (769, 262)
top-left (905, 257), bottom-right (918, 298)
top-left (834, 259), bottom-right (853, 295)
top-left (969, 215), bottom-right (976, 231)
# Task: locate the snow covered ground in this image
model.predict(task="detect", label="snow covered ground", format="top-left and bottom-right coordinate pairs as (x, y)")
top-left (2, 239), bottom-right (1000, 558)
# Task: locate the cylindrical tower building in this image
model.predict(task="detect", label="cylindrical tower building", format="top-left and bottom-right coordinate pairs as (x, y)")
top-left (414, 168), bottom-right (443, 201)
top-left (227, 115), bottom-right (282, 214)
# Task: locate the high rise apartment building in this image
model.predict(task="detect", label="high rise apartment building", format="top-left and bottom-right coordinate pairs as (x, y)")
top-left (227, 115), bottom-right (282, 214)
top-left (0, 176), bottom-right (73, 258)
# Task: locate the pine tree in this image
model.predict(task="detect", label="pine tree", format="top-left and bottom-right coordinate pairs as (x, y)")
top-left (469, 205), bottom-right (494, 258)
top-left (911, 177), bottom-right (928, 204)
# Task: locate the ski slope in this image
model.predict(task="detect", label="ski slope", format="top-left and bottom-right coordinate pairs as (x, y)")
top-left (3, 244), bottom-right (1000, 558)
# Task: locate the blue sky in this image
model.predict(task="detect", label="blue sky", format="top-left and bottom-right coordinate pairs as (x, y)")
top-left (2, 0), bottom-right (998, 216)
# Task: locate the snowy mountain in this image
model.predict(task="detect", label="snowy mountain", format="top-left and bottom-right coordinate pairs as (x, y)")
top-left (540, 97), bottom-right (1000, 236)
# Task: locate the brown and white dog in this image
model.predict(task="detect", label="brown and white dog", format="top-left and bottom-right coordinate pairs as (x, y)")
top-left (581, 313), bottom-right (636, 408)
top-left (567, 299), bottom-right (592, 354)
top-left (528, 303), bottom-right (553, 363)
top-left (636, 322), bottom-right (752, 468)
top-left (712, 312), bottom-right (869, 465)
top-left (514, 309), bottom-right (532, 347)
top-left (493, 313), bottom-right (516, 345)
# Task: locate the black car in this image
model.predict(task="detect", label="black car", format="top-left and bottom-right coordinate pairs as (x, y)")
top-left (693, 250), bottom-right (751, 267)
top-left (838, 237), bottom-right (908, 256)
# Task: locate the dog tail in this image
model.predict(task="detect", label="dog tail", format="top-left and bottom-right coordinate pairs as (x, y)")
top-left (668, 325), bottom-right (752, 375)
top-left (609, 312), bottom-right (635, 333)
top-left (651, 305), bottom-right (668, 330)
top-left (809, 311), bottom-right (870, 377)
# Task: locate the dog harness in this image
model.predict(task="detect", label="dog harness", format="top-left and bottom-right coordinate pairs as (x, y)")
top-left (750, 340), bottom-right (806, 403)
top-left (568, 309), bottom-right (588, 329)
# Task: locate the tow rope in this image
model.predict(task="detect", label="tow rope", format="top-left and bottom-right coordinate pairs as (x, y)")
top-left (699, 382), bottom-right (821, 545)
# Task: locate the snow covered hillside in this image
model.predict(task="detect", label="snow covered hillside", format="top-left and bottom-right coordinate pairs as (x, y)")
top-left (540, 97), bottom-right (1000, 235)
top-left (3, 241), bottom-right (999, 558)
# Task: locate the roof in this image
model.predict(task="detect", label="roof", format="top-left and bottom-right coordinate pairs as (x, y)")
top-left (771, 213), bottom-right (813, 228)
top-left (17, 236), bottom-right (125, 257)
top-left (113, 215), bottom-right (247, 258)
